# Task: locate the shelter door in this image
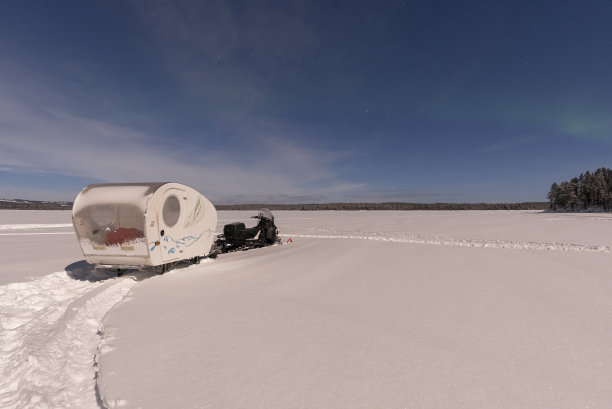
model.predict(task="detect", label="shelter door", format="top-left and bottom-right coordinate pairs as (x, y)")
top-left (158, 188), bottom-right (186, 262)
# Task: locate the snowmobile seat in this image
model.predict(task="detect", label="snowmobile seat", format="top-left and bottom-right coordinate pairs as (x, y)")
top-left (224, 222), bottom-right (246, 244)
top-left (243, 226), bottom-right (260, 239)
top-left (223, 222), bottom-right (263, 245)
top-left (223, 222), bottom-right (259, 243)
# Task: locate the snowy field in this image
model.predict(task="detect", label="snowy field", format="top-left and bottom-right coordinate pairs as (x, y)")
top-left (1, 210), bottom-right (612, 408)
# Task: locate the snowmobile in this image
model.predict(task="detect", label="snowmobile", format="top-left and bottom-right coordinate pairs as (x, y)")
top-left (213, 208), bottom-right (281, 254)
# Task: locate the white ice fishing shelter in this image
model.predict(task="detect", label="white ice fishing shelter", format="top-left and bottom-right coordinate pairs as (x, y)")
top-left (72, 183), bottom-right (217, 269)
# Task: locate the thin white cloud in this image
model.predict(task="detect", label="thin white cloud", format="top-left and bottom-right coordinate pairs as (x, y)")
top-left (0, 2), bottom-right (370, 203)
top-left (0, 90), bottom-right (361, 203)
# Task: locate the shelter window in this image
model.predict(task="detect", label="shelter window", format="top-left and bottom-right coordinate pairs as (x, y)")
top-left (162, 195), bottom-right (181, 227)
top-left (73, 203), bottom-right (145, 247)
top-left (90, 204), bottom-right (114, 227)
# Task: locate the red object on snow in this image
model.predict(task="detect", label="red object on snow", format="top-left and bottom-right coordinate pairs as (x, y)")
top-left (286, 238), bottom-right (293, 243)
top-left (106, 228), bottom-right (144, 246)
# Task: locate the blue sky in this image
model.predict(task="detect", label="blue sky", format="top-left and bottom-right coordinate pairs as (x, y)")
top-left (0, 0), bottom-right (610, 203)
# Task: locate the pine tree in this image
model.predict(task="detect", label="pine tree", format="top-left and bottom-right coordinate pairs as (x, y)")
top-left (548, 182), bottom-right (559, 210)
top-left (547, 167), bottom-right (612, 212)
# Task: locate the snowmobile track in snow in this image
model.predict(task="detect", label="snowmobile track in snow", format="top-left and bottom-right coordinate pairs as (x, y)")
top-left (287, 233), bottom-right (612, 253)
top-left (0, 270), bottom-right (140, 409)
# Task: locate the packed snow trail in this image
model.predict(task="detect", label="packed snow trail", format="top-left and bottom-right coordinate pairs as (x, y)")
top-left (0, 224), bottom-right (73, 231)
top-left (285, 233), bottom-right (612, 253)
top-left (0, 268), bottom-right (140, 409)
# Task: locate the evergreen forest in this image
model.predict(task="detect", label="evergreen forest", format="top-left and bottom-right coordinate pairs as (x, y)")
top-left (547, 167), bottom-right (612, 211)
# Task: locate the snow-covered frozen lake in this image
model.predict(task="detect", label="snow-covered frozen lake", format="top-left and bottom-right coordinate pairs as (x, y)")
top-left (1, 210), bottom-right (611, 408)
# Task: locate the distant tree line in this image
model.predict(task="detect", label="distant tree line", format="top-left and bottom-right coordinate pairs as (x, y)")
top-left (547, 167), bottom-right (612, 211)
top-left (0, 200), bottom-right (72, 210)
top-left (217, 202), bottom-right (549, 211)
top-left (0, 199), bottom-right (549, 212)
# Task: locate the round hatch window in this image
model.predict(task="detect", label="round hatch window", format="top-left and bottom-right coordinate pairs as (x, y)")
top-left (162, 195), bottom-right (180, 227)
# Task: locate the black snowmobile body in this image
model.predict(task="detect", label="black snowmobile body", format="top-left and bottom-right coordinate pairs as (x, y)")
top-left (213, 208), bottom-right (281, 254)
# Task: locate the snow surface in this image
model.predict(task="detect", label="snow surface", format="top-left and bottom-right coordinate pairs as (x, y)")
top-left (0, 211), bottom-right (80, 286)
top-left (1, 210), bottom-right (612, 408)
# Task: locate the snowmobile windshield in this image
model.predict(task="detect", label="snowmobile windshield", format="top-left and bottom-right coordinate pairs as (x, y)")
top-left (72, 183), bottom-right (161, 256)
top-left (258, 208), bottom-right (274, 221)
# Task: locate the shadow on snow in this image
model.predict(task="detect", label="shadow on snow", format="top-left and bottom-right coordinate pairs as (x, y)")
top-left (64, 259), bottom-right (204, 282)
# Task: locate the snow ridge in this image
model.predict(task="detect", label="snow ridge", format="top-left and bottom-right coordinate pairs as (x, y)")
top-left (0, 232), bottom-right (75, 236)
top-left (286, 233), bottom-right (612, 253)
top-left (0, 271), bottom-right (138, 409)
top-left (0, 224), bottom-right (73, 231)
